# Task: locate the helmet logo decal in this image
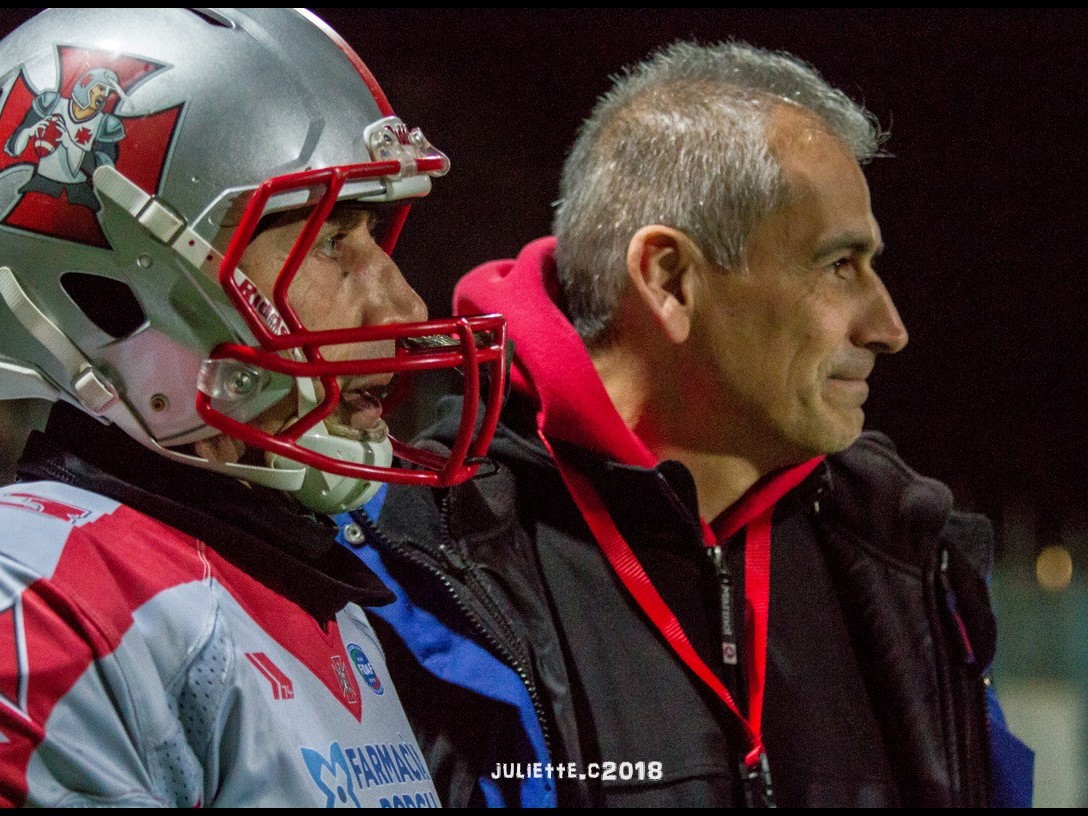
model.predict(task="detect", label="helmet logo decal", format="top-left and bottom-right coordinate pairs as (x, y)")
top-left (0, 45), bottom-right (181, 247)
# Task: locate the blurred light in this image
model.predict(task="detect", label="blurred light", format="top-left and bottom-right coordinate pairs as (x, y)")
top-left (1036, 545), bottom-right (1073, 591)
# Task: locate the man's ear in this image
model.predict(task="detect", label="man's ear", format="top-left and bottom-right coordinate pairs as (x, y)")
top-left (626, 225), bottom-right (703, 345)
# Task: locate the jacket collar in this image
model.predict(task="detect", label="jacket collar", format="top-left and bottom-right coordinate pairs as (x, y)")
top-left (822, 431), bottom-right (955, 570)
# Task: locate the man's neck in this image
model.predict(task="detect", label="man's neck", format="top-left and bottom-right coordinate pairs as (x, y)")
top-left (591, 345), bottom-right (766, 521)
top-left (648, 444), bottom-right (764, 522)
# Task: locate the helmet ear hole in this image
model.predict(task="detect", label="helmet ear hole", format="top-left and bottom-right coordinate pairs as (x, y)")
top-left (60, 272), bottom-right (146, 339)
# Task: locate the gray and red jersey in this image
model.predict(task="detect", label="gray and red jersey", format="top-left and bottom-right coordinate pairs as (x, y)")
top-left (0, 479), bottom-right (439, 807)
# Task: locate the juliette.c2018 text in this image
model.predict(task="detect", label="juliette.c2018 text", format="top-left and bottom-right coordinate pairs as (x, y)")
top-left (490, 761), bottom-right (663, 782)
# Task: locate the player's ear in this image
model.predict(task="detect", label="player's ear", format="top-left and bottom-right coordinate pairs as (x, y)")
top-left (626, 225), bottom-right (702, 345)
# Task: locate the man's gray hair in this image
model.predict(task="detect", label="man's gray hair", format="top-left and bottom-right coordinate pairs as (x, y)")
top-left (553, 39), bottom-right (887, 346)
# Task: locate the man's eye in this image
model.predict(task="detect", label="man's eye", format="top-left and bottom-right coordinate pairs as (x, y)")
top-left (828, 258), bottom-right (854, 279)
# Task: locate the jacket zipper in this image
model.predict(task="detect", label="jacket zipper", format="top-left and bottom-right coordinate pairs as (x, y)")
top-left (709, 544), bottom-right (772, 807)
top-left (938, 546), bottom-right (990, 806)
top-left (707, 544), bottom-right (740, 671)
top-left (352, 505), bottom-right (553, 758)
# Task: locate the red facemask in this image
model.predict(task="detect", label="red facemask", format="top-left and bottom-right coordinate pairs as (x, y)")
top-left (194, 159), bottom-right (507, 488)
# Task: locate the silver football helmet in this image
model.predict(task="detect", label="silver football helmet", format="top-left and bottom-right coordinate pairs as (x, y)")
top-left (0, 8), bottom-right (507, 513)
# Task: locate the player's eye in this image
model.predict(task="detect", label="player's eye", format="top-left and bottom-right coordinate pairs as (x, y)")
top-left (314, 232), bottom-right (345, 261)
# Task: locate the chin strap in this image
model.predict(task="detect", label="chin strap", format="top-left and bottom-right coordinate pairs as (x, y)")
top-left (265, 376), bottom-right (391, 514)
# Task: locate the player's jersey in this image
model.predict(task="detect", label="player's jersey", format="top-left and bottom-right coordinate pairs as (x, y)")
top-left (0, 479), bottom-right (439, 807)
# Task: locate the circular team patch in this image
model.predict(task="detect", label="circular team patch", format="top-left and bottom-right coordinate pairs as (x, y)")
top-left (347, 643), bottom-right (384, 694)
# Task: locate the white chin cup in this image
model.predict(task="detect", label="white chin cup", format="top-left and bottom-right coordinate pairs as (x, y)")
top-left (265, 378), bottom-right (392, 515)
top-left (266, 422), bottom-right (393, 515)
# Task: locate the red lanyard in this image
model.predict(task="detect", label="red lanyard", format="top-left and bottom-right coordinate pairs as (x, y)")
top-left (540, 429), bottom-right (767, 767)
top-left (708, 456), bottom-right (822, 743)
top-left (742, 511), bottom-right (773, 738)
top-left (541, 427), bottom-right (823, 782)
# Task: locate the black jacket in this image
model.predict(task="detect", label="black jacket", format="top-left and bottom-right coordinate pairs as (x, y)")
top-left (367, 394), bottom-right (1001, 807)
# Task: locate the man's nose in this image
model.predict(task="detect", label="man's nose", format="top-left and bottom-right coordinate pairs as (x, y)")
top-left (854, 274), bottom-right (908, 354)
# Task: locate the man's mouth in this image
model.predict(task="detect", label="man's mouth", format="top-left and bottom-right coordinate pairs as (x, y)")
top-left (825, 374), bottom-right (870, 406)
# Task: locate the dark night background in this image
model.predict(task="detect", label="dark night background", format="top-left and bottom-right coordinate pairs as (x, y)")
top-left (2, 8), bottom-right (1086, 565)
